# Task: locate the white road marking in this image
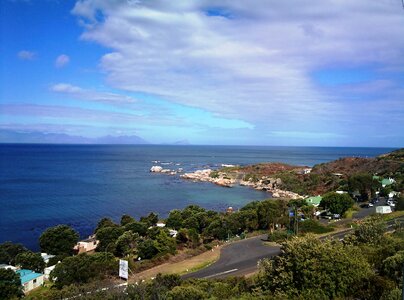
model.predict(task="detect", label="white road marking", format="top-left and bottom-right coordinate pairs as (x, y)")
top-left (203, 268), bottom-right (238, 279)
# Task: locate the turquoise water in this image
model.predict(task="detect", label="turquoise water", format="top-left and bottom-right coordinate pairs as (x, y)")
top-left (0, 144), bottom-right (395, 250)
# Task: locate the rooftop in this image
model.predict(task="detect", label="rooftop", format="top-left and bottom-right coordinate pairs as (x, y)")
top-left (16, 269), bottom-right (43, 284)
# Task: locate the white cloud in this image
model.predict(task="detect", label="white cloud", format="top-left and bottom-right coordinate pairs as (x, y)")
top-left (51, 83), bottom-right (136, 104)
top-left (71, 0), bottom-right (404, 141)
top-left (17, 50), bottom-right (35, 60)
top-left (55, 54), bottom-right (70, 67)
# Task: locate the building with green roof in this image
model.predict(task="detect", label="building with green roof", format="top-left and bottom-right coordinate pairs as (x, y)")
top-left (306, 195), bottom-right (322, 207)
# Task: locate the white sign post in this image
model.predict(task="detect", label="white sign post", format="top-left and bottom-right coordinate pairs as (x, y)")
top-left (119, 259), bottom-right (128, 280)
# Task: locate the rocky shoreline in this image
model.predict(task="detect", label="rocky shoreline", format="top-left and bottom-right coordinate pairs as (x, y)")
top-left (151, 165), bottom-right (303, 199)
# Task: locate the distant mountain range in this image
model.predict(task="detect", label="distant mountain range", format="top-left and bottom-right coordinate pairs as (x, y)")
top-left (0, 129), bottom-right (149, 144)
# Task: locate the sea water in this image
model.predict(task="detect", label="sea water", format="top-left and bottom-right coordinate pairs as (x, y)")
top-left (0, 144), bottom-right (394, 250)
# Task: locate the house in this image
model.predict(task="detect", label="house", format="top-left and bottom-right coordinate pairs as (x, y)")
top-left (73, 235), bottom-right (99, 254)
top-left (376, 206), bottom-right (392, 214)
top-left (41, 253), bottom-right (55, 264)
top-left (0, 264), bottom-right (17, 271)
top-left (305, 195), bottom-right (322, 207)
top-left (381, 177), bottom-right (395, 188)
top-left (156, 222), bottom-right (166, 228)
top-left (336, 190), bottom-right (347, 194)
top-left (388, 191), bottom-right (400, 199)
top-left (169, 229), bottom-right (178, 238)
top-left (44, 265), bottom-right (56, 280)
top-left (16, 269), bottom-right (44, 293)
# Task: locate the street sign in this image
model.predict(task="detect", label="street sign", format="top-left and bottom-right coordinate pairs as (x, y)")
top-left (119, 259), bottom-right (128, 280)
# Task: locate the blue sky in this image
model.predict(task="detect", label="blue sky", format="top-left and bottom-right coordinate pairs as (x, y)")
top-left (1, 0), bottom-right (403, 146)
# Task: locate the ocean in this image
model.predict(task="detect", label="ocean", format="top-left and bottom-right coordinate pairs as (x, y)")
top-left (0, 144), bottom-right (395, 250)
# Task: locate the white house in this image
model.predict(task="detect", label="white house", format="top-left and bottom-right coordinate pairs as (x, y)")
top-left (16, 269), bottom-right (44, 293)
top-left (73, 235), bottom-right (99, 254)
top-left (41, 253), bottom-right (55, 264)
top-left (0, 264), bottom-right (17, 271)
top-left (44, 265), bottom-right (56, 280)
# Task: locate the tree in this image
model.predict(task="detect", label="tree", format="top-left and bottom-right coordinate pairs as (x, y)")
top-left (95, 226), bottom-right (124, 252)
top-left (95, 217), bottom-right (118, 233)
top-left (140, 212), bottom-right (159, 227)
top-left (39, 225), bottom-right (79, 256)
top-left (396, 195), bottom-right (404, 211)
top-left (115, 231), bottom-right (139, 257)
top-left (320, 192), bottom-right (354, 215)
top-left (50, 253), bottom-right (117, 289)
top-left (0, 242), bottom-right (27, 265)
top-left (0, 268), bottom-right (23, 299)
top-left (166, 209), bottom-right (183, 230)
top-left (125, 221), bottom-right (148, 236)
top-left (137, 238), bottom-right (158, 259)
top-left (120, 214), bottom-right (135, 226)
top-left (381, 250), bottom-right (404, 284)
top-left (348, 173), bottom-right (380, 201)
top-left (258, 235), bottom-right (372, 298)
top-left (14, 251), bottom-right (45, 273)
top-left (347, 216), bottom-right (385, 245)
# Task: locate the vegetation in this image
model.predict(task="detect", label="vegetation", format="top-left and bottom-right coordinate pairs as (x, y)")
top-left (320, 192), bottom-right (354, 215)
top-left (50, 252), bottom-right (117, 289)
top-left (14, 251), bottom-right (45, 273)
top-left (39, 225), bottom-right (79, 256)
top-left (0, 268), bottom-right (23, 299)
top-left (0, 242), bottom-right (27, 265)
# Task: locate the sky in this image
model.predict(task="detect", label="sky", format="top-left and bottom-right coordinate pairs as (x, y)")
top-left (1, 0), bottom-right (403, 146)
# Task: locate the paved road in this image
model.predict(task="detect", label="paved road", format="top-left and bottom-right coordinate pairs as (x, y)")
top-left (182, 235), bottom-right (281, 279)
top-left (184, 216), bottom-right (404, 279)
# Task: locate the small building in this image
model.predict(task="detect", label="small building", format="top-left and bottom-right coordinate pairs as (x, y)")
top-left (16, 269), bottom-right (44, 293)
top-left (0, 264), bottom-right (17, 271)
top-left (388, 191), bottom-right (400, 199)
top-left (41, 253), bottom-right (55, 264)
top-left (44, 265), bottom-right (56, 280)
top-left (156, 222), bottom-right (166, 228)
top-left (226, 206), bottom-right (234, 214)
top-left (381, 178), bottom-right (395, 188)
top-left (169, 229), bottom-right (178, 238)
top-left (376, 206), bottom-right (392, 214)
top-left (336, 190), bottom-right (347, 194)
top-left (305, 195), bottom-right (322, 207)
top-left (73, 235), bottom-right (99, 254)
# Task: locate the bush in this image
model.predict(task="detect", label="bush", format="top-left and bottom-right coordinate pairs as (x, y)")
top-left (267, 231), bottom-right (289, 242)
top-left (299, 219), bottom-right (333, 234)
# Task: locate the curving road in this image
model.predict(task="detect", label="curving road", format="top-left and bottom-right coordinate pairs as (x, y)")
top-left (182, 234), bottom-right (281, 279)
top-left (184, 215), bottom-right (403, 279)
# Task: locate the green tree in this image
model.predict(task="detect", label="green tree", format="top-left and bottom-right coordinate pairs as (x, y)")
top-left (347, 216), bottom-right (385, 245)
top-left (348, 173), bottom-right (380, 200)
top-left (0, 268), bottom-right (23, 299)
top-left (320, 192), bottom-right (354, 215)
top-left (120, 214), bottom-right (135, 226)
top-left (258, 235), bottom-right (372, 298)
top-left (381, 250), bottom-right (404, 284)
top-left (137, 238), bottom-right (158, 259)
top-left (39, 225), bottom-right (79, 256)
top-left (166, 209), bottom-right (183, 230)
top-left (140, 212), bottom-right (159, 227)
top-left (115, 231), bottom-right (139, 257)
top-left (125, 221), bottom-right (148, 236)
top-left (396, 195), bottom-right (404, 211)
top-left (14, 251), bottom-right (45, 273)
top-left (50, 252), bottom-right (117, 289)
top-left (0, 242), bottom-right (27, 265)
top-left (95, 217), bottom-right (118, 233)
top-left (95, 226), bottom-right (124, 252)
